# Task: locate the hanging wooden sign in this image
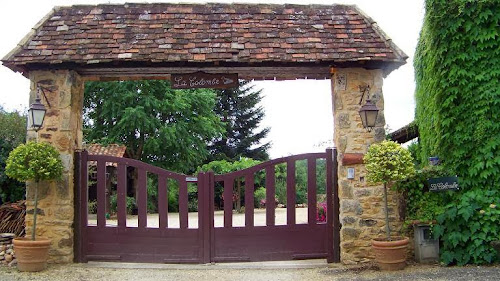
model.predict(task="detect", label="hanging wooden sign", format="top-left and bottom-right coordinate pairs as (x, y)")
top-left (428, 176), bottom-right (459, 192)
top-left (171, 72), bottom-right (238, 89)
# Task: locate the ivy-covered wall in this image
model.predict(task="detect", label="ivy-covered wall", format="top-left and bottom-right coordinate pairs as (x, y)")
top-left (414, 0), bottom-right (500, 190)
top-left (414, 0), bottom-right (500, 265)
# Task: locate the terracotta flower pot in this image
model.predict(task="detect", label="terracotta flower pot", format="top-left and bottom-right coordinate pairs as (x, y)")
top-left (13, 237), bottom-right (51, 272)
top-left (372, 236), bottom-right (409, 271)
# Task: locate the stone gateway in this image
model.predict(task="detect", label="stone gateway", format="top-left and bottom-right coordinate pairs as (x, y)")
top-left (1, 3), bottom-right (407, 264)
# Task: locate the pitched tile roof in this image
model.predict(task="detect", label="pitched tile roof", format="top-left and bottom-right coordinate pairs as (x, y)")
top-left (2, 3), bottom-right (407, 76)
top-left (86, 143), bottom-right (127, 167)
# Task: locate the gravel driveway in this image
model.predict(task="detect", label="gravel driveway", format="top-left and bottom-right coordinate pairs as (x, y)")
top-left (1, 262), bottom-right (499, 281)
top-left (8, 209), bottom-right (500, 280)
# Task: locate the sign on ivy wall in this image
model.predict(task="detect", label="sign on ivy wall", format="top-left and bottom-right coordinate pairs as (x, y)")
top-left (428, 176), bottom-right (459, 192)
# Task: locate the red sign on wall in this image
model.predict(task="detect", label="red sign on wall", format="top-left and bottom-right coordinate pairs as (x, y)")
top-left (171, 72), bottom-right (239, 89)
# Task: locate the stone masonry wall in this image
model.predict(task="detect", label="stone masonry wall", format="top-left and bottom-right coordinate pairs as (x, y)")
top-left (26, 70), bottom-right (83, 263)
top-left (331, 68), bottom-right (402, 264)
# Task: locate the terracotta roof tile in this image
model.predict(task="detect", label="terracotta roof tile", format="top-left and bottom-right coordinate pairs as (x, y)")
top-left (2, 3), bottom-right (407, 75)
top-left (87, 143), bottom-right (126, 157)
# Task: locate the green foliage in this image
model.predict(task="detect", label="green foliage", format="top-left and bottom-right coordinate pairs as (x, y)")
top-left (395, 166), bottom-right (452, 229)
top-left (84, 80), bottom-right (224, 173)
top-left (414, 0), bottom-right (500, 191)
top-left (6, 141), bottom-right (64, 240)
top-left (5, 142), bottom-right (63, 183)
top-left (198, 157), bottom-right (261, 174)
top-left (433, 189), bottom-right (500, 265)
top-left (365, 140), bottom-right (415, 240)
top-left (254, 187), bottom-right (266, 208)
top-left (364, 140), bottom-right (416, 185)
top-left (147, 176), bottom-right (158, 213)
top-left (274, 160), bottom-right (326, 206)
top-left (415, 0), bottom-right (500, 265)
top-left (0, 106), bottom-right (26, 146)
top-left (406, 140), bottom-right (424, 169)
top-left (167, 179), bottom-right (179, 213)
top-left (208, 80), bottom-right (270, 162)
top-left (109, 195), bottom-right (136, 215)
top-left (198, 157), bottom-right (261, 210)
top-left (88, 200), bottom-right (98, 214)
top-left (0, 107), bottom-right (26, 203)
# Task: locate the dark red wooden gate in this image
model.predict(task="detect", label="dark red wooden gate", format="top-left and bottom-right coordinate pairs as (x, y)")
top-left (74, 149), bottom-right (340, 263)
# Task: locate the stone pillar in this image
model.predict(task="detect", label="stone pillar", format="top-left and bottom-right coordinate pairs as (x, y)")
top-left (26, 70), bottom-right (84, 263)
top-left (331, 68), bottom-right (401, 264)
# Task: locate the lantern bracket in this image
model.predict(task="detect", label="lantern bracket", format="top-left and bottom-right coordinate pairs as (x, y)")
top-left (358, 84), bottom-right (370, 105)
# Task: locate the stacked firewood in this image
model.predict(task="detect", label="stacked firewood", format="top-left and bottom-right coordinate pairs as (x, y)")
top-left (0, 233), bottom-right (15, 266)
top-left (0, 201), bottom-right (25, 237)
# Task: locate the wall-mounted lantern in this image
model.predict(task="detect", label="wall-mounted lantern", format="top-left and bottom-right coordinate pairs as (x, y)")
top-left (27, 89), bottom-right (47, 132)
top-left (358, 85), bottom-right (379, 132)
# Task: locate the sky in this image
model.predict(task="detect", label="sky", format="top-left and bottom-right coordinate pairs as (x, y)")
top-left (0, 0), bottom-right (425, 158)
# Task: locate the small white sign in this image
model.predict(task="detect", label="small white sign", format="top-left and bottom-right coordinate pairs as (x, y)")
top-left (186, 177), bottom-right (198, 182)
top-left (347, 168), bottom-right (355, 179)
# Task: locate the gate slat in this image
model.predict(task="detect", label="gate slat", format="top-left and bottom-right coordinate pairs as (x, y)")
top-left (286, 160), bottom-right (296, 225)
top-left (325, 149), bottom-right (334, 262)
top-left (332, 148), bottom-right (341, 262)
top-left (158, 176), bottom-right (168, 228)
top-left (244, 174), bottom-right (254, 228)
top-left (117, 163), bottom-right (127, 228)
top-left (179, 180), bottom-right (188, 229)
top-left (223, 179), bottom-right (233, 228)
top-left (97, 160), bottom-right (106, 228)
top-left (265, 166), bottom-right (275, 226)
top-left (307, 158), bottom-right (317, 225)
top-left (137, 169), bottom-right (147, 228)
top-left (197, 172), bottom-right (208, 262)
top-left (77, 150), bottom-right (88, 262)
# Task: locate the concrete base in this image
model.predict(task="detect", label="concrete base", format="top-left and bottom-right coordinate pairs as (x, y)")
top-left (86, 259), bottom-right (328, 270)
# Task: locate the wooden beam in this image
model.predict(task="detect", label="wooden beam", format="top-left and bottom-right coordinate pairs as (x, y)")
top-left (78, 66), bottom-right (332, 81)
top-left (342, 153), bottom-right (364, 165)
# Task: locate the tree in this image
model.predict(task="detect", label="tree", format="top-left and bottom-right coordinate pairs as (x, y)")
top-left (6, 142), bottom-right (63, 240)
top-left (364, 140), bottom-right (415, 240)
top-left (208, 80), bottom-right (270, 162)
top-left (84, 80), bottom-right (224, 173)
top-left (0, 106), bottom-right (26, 203)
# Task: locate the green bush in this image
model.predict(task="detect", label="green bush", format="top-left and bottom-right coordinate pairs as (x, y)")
top-left (109, 194), bottom-right (136, 215)
top-left (6, 142), bottom-right (63, 183)
top-left (395, 165), bottom-right (452, 230)
top-left (167, 179), bottom-right (179, 212)
top-left (254, 187), bottom-right (266, 208)
top-left (188, 198), bottom-right (198, 212)
top-left (88, 200), bottom-right (98, 214)
top-left (5, 141), bottom-right (64, 240)
top-left (433, 189), bottom-right (500, 265)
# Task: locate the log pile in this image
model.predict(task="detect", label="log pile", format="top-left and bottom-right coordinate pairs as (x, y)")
top-left (0, 233), bottom-right (16, 266)
top-left (0, 201), bottom-right (25, 238)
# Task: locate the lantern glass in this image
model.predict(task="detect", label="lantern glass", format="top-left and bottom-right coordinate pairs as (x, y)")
top-left (28, 98), bottom-right (46, 132)
top-left (359, 100), bottom-right (379, 131)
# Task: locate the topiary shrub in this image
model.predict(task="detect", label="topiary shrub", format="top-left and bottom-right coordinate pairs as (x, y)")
top-left (5, 142), bottom-right (64, 241)
top-left (364, 140), bottom-right (415, 240)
